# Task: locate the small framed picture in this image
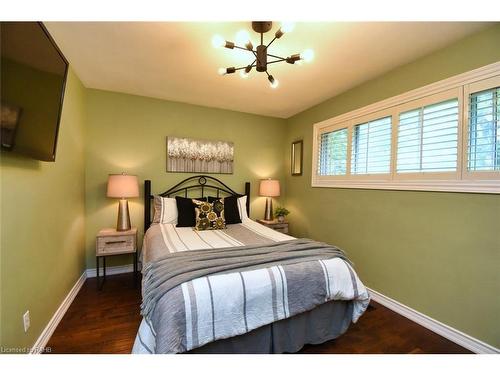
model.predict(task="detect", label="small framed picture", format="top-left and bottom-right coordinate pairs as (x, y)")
top-left (291, 140), bottom-right (303, 176)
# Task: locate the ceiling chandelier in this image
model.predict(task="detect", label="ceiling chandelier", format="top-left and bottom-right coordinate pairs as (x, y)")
top-left (212, 21), bottom-right (314, 89)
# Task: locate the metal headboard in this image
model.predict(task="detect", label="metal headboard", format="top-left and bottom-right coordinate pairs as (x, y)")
top-left (144, 175), bottom-right (250, 232)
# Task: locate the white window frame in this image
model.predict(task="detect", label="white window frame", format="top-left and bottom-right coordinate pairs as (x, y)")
top-left (462, 75), bottom-right (500, 181)
top-left (311, 62), bottom-right (500, 194)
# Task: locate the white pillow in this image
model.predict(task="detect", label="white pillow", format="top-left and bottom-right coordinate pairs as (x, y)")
top-left (152, 196), bottom-right (178, 224)
top-left (237, 195), bottom-right (249, 220)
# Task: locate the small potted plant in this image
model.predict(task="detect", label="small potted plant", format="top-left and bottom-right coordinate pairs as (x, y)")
top-left (274, 207), bottom-right (290, 223)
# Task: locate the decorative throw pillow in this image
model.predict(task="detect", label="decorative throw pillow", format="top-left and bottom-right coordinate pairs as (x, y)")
top-left (152, 196), bottom-right (178, 224)
top-left (237, 195), bottom-right (249, 220)
top-left (193, 198), bottom-right (225, 231)
top-left (208, 195), bottom-right (241, 224)
top-left (175, 196), bottom-right (207, 227)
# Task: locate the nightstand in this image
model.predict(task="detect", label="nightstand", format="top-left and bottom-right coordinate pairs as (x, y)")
top-left (96, 227), bottom-right (138, 290)
top-left (257, 219), bottom-right (289, 234)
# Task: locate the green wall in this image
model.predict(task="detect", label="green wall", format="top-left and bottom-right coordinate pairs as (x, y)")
top-left (84, 89), bottom-right (287, 268)
top-left (0, 69), bottom-right (87, 350)
top-left (284, 24), bottom-right (500, 347)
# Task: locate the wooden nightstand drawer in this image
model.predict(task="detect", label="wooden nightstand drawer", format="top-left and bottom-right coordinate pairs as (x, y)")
top-left (97, 235), bottom-right (135, 255)
top-left (96, 228), bottom-right (138, 290)
top-left (272, 224), bottom-right (288, 234)
top-left (257, 219), bottom-right (289, 234)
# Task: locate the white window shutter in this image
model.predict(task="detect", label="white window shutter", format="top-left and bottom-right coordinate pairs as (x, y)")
top-left (397, 99), bottom-right (459, 173)
top-left (468, 86), bottom-right (500, 171)
top-left (318, 128), bottom-right (348, 176)
top-left (351, 116), bottom-right (391, 175)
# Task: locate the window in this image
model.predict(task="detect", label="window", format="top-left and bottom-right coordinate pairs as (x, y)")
top-left (312, 63), bottom-right (500, 193)
top-left (351, 116), bottom-right (391, 175)
top-left (397, 99), bottom-right (459, 173)
top-left (318, 128), bottom-right (347, 176)
top-left (468, 86), bottom-right (499, 171)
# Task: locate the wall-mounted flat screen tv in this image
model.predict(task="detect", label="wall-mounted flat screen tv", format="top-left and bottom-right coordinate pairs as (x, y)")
top-left (1, 22), bottom-right (68, 162)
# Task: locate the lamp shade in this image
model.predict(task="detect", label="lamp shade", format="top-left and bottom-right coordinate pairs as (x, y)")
top-left (259, 179), bottom-right (280, 197)
top-left (107, 173), bottom-right (139, 198)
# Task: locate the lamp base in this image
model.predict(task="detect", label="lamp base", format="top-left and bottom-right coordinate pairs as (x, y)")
top-left (264, 197), bottom-right (274, 221)
top-left (117, 199), bottom-right (131, 231)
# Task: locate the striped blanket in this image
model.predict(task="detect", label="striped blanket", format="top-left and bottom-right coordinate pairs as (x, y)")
top-left (141, 219), bottom-right (294, 263)
top-left (134, 222), bottom-right (370, 354)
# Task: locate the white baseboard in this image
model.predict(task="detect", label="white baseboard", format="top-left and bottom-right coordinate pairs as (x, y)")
top-left (368, 287), bottom-right (499, 354)
top-left (85, 263), bottom-right (135, 278)
top-left (30, 264), bottom-right (136, 354)
top-left (30, 271), bottom-right (87, 354)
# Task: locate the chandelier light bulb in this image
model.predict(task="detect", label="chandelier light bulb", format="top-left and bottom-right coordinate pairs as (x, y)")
top-left (235, 30), bottom-right (251, 46)
top-left (268, 75), bottom-right (279, 89)
top-left (218, 67), bottom-right (226, 76)
top-left (301, 49), bottom-right (314, 63)
top-left (212, 35), bottom-right (225, 49)
top-left (280, 22), bottom-right (295, 33)
top-left (241, 65), bottom-right (252, 78)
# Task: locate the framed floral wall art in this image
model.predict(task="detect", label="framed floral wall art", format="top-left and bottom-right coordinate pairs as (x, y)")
top-left (166, 136), bottom-right (234, 174)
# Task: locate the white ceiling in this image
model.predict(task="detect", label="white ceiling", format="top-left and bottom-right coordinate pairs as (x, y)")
top-left (45, 22), bottom-right (488, 118)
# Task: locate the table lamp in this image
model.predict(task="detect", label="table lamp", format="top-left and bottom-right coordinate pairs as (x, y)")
top-left (259, 179), bottom-right (280, 221)
top-left (107, 173), bottom-right (139, 231)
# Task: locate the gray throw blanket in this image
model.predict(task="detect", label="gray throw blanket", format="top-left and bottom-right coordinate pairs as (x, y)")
top-left (141, 238), bottom-right (349, 321)
top-left (136, 238), bottom-right (371, 353)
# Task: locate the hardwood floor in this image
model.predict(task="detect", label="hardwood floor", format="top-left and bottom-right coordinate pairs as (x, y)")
top-left (46, 273), bottom-right (471, 354)
top-left (46, 273), bottom-right (142, 354)
top-left (300, 303), bottom-right (469, 354)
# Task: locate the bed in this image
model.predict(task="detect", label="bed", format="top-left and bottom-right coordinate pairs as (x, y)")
top-left (132, 176), bottom-right (370, 354)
